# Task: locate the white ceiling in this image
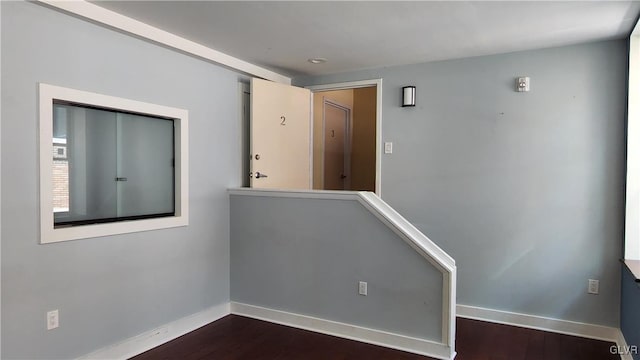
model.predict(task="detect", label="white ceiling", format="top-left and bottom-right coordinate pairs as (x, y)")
top-left (93, 1), bottom-right (640, 77)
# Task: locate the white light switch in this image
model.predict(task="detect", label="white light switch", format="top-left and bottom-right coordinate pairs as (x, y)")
top-left (384, 142), bottom-right (393, 154)
top-left (47, 310), bottom-right (59, 330)
top-left (359, 281), bottom-right (368, 296)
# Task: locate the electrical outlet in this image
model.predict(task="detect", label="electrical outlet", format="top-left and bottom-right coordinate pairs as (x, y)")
top-left (588, 279), bottom-right (599, 294)
top-left (47, 310), bottom-right (59, 330)
top-left (358, 281), bottom-right (368, 296)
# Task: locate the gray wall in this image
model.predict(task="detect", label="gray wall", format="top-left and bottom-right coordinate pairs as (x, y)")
top-left (296, 40), bottom-right (628, 327)
top-left (1, 2), bottom-right (241, 358)
top-left (230, 195), bottom-right (443, 341)
top-left (621, 267), bottom-right (640, 359)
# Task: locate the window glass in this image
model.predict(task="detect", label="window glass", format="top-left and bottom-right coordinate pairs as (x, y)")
top-left (52, 102), bottom-right (175, 227)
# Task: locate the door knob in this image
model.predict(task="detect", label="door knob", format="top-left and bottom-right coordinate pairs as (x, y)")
top-left (255, 172), bottom-right (268, 179)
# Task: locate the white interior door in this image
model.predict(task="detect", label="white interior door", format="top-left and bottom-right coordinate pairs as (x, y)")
top-left (251, 78), bottom-right (312, 189)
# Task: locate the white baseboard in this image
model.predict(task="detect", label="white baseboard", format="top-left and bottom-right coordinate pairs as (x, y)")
top-left (77, 302), bottom-right (230, 360)
top-left (77, 301), bottom-right (630, 360)
top-left (230, 302), bottom-right (454, 360)
top-left (457, 304), bottom-right (619, 342)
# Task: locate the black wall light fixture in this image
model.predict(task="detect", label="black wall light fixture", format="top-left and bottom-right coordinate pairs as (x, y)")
top-left (402, 86), bottom-right (416, 107)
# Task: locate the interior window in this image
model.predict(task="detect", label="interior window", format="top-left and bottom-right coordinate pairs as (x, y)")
top-left (39, 83), bottom-right (188, 244)
top-left (52, 102), bottom-right (175, 228)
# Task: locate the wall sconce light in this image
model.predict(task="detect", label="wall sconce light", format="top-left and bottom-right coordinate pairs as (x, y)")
top-left (402, 86), bottom-right (416, 107)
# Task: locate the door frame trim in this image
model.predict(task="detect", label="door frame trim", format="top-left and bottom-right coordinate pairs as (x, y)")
top-left (322, 98), bottom-right (352, 190)
top-left (306, 79), bottom-right (383, 195)
top-left (239, 82), bottom-right (251, 187)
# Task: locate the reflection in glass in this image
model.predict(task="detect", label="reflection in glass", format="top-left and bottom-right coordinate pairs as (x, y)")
top-left (52, 102), bottom-right (175, 227)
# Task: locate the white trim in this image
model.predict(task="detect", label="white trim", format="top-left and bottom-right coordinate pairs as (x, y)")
top-left (77, 303), bottom-right (230, 360)
top-left (356, 191), bottom-right (456, 349)
top-left (228, 188), bottom-right (455, 271)
top-left (307, 79), bottom-right (383, 91)
top-left (36, 1), bottom-right (290, 84)
top-left (227, 187), bottom-right (456, 355)
top-left (443, 269), bottom-right (457, 349)
top-left (306, 79), bottom-right (383, 196)
top-left (39, 83), bottom-right (189, 244)
top-left (357, 192), bottom-right (455, 272)
top-left (627, 30), bottom-right (640, 260)
top-left (239, 82), bottom-right (250, 187)
top-left (456, 304), bottom-right (619, 342)
top-left (231, 302), bottom-right (454, 360)
top-left (229, 187), bottom-right (361, 199)
top-left (308, 91), bottom-right (314, 189)
top-left (229, 188), bottom-right (458, 265)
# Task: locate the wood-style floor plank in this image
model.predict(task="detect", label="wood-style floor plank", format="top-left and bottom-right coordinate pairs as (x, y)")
top-left (523, 328), bottom-right (545, 360)
top-left (131, 315), bottom-right (618, 360)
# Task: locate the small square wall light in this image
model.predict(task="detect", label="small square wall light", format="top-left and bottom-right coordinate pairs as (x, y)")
top-left (402, 86), bottom-right (416, 107)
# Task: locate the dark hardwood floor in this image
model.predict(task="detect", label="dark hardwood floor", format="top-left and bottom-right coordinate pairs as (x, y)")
top-left (455, 318), bottom-right (618, 360)
top-left (131, 315), bottom-right (618, 360)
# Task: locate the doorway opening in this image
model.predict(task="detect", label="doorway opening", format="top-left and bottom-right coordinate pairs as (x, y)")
top-left (241, 79), bottom-right (381, 194)
top-left (311, 84), bottom-right (378, 192)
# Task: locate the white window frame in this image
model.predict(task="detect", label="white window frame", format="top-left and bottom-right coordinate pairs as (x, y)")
top-left (39, 83), bottom-right (189, 244)
top-left (626, 24), bottom-right (640, 260)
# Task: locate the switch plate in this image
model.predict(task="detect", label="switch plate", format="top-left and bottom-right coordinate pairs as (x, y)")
top-left (588, 279), bottom-right (599, 294)
top-left (358, 281), bottom-right (368, 296)
top-left (47, 309), bottom-right (59, 330)
top-left (384, 142), bottom-right (393, 154)
top-left (516, 76), bottom-right (530, 92)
